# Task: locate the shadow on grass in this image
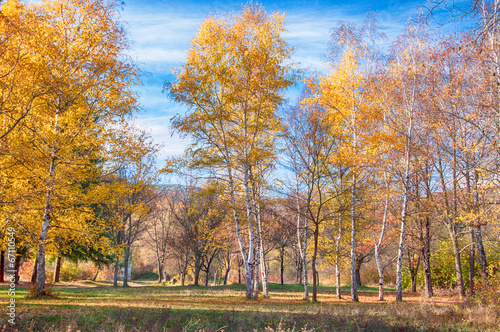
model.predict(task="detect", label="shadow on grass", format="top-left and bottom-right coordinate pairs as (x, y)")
top-left (1, 303), bottom-right (436, 332)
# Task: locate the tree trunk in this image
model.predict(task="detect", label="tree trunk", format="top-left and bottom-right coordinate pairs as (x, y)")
top-left (53, 255), bottom-right (61, 283)
top-left (224, 267), bottom-right (231, 285)
top-left (226, 157), bottom-right (253, 299)
top-left (156, 254), bottom-right (163, 283)
top-left (253, 253), bottom-right (260, 298)
top-left (31, 256), bottom-right (38, 284)
top-left (205, 270), bottom-right (210, 286)
top-left (336, 262), bottom-right (342, 299)
top-left (448, 223), bottom-right (466, 299)
top-left (194, 255), bottom-right (203, 286)
top-left (375, 245), bottom-right (384, 301)
top-left (181, 272), bottom-right (185, 286)
top-left (475, 225), bottom-right (488, 280)
top-left (295, 171), bottom-right (309, 300)
top-left (113, 256), bottom-right (119, 287)
top-left (296, 259), bottom-right (302, 284)
top-left (422, 216), bottom-right (433, 298)
top-left (36, 155), bottom-right (58, 296)
top-left (257, 204), bottom-right (268, 297)
top-left (14, 255), bottom-right (21, 284)
top-left (469, 226), bottom-right (475, 295)
top-left (238, 265), bottom-right (241, 284)
top-left (408, 253), bottom-right (420, 293)
top-left (350, 178), bottom-right (358, 302)
top-left (312, 223), bottom-right (319, 302)
top-left (335, 212), bottom-right (343, 299)
top-left (123, 245), bottom-right (130, 287)
top-left (280, 248), bottom-right (285, 285)
top-left (0, 251), bottom-right (4, 283)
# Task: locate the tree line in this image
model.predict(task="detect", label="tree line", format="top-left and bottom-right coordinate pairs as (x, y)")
top-left (1, 0), bottom-right (500, 303)
top-left (166, 2), bottom-right (500, 302)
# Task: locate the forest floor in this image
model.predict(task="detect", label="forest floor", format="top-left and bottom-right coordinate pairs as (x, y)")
top-left (0, 281), bottom-right (498, 331)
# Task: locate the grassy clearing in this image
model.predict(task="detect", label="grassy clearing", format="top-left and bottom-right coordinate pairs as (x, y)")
top-left (0, 282), bottom-right (498, 331)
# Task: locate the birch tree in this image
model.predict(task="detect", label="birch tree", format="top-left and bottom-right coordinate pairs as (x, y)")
top-left (167, 4), bottom-right (295, 299)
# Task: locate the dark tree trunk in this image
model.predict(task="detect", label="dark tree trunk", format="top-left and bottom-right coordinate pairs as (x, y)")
top-left (0, 251), bottom-right (4, 283)
top-left (280, 247), bottom-right (285, 285)
top-left (31, 256), bottom-right (38, 284)
top-left (181, 271), bottom-right (186, 286)
top-left (421, 216), bottom-right (433, 298)
top-left (156, 256), bottom-right (163, 283)
top-left (223, 267), bottom-right (231, 285)
top-left (296, 259), bottom-right (302, 284)
top-left (238, 266), bottom-right (241, 284)
top-left (469, 226), bottom-right (475, 295)
top-left (408, 252), bottom-right (420, 293)
top-left (194, 255), bottom-right (203, 286)
top-left (53, 256), bottom-right (61, 283)
top-left (123, 245), bottom-right (130, 287)
top-left (312, 223), bottom-right (319, 302)
top-left (355, 268), bottom-right (361, 287)
top-left (14, 255), bottom-right (21, 284)
top-left (113, 256), bottom-right (119, 287)
top-left (205, 270), bottom-right (210, 286)
top-left (475, 225), bottom-right (488, 280)
top-left (448, 224), bottom-right (466, 298)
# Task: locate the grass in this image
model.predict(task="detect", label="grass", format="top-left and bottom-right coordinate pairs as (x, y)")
top-left (0, 281), bottom-right (498, 331)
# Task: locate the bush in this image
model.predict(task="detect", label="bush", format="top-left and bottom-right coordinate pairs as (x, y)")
top-left (131, 271), bottom-right (158, 281)
top-left (473, 264), bottom-right (500, 305)
top-left (27, 282), bottom-right (58, 298)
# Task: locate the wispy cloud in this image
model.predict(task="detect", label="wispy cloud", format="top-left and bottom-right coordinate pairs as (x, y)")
top-left (121, 0), bottom-right (426, 166)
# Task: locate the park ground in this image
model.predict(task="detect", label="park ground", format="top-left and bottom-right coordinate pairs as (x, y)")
top-left (0, 281), bottom-right (499, 331)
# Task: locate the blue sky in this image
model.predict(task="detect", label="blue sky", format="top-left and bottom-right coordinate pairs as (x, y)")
top-left (118, 0), bottom-right (461, 165)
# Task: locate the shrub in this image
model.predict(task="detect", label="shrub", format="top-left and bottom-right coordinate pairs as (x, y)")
top-left (27, 282), bottom-right (58, 298)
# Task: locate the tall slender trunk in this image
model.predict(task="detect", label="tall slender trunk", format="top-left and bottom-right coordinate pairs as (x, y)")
top-left (350, 176), bottom-right (358, 302)
top-left (312, 223), bottom-right (319, 302)
top-left (253, 252), bottom-right (260, 298)
top-left (226, 154), bottom-right (253, 299)
top-left (31, 256), bottom-right (38, 284)
top-left (295, 162), bottom-right (309, 300)
top-left (155, 242), bottom-right (163, 283)
top-left (473, 169), bottom-right (488, 280)
top-left (0, 251), bottom-right (4, 283)
top-left (123, 245), bottom-right (130, 287)
top-left (336, 211), bottom-right (343, 299)
top-left (14, 255), bottom-right (21, 284)
top-left (375, 189), bottom-right (389, 301)
top-left (375, 245), bottom-right (384, 301)
top-left (53, 255), bottom-right (61, 283)
top-left (257, 203), bottom-right (268, 297)
top-left (113, 255), bottom-right (119, 287)
top-left (408, 251), bottom-right (420, 293)
top-left (469, 226), bottom-right (476, 295)
top-left (422, 217), bottom-right (433, 298)
top-left (448, 223), bottom-right (465, 298)
top-left (396, 144), bottom-right (411, 301)
top-left (475, 226), bottom-right (488, 279)
top-left (36, 156), bottom-right (57, 296)
top-left (280, 247), bottom-right (285, 286)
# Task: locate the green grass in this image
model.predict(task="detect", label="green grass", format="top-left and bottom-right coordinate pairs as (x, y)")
top-left (0, 282), bottom-right (498, 331)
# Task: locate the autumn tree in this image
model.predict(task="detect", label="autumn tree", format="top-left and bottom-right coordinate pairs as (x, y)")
top-left (282, 89), bottom-right (339, 302)
top-left (0, 0), bottom-right (142, 296)
top-left (311, 16), bottom-right (387, 301)
top-left (167, 4), bottom-right (295, 299)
